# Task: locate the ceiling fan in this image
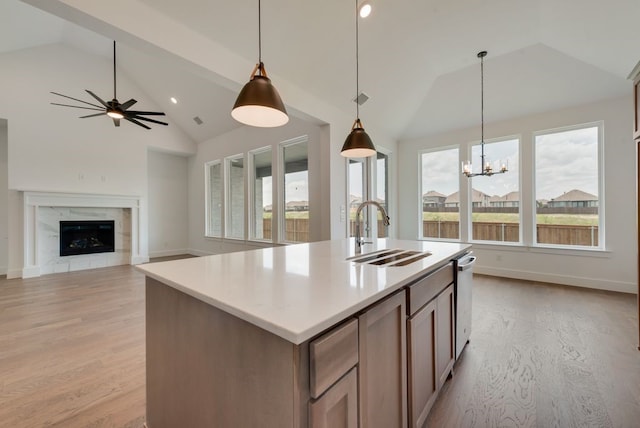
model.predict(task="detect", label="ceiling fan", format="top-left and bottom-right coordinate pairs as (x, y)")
top-left (51, 41), bottom-right (168, 130)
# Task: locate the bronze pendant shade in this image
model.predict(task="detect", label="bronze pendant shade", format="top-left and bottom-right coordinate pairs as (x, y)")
top-left (231, 0), bottom-right (288, 128)
top-left (232, 62), bottom-right (288, 127)
top-left (341, 118), bottom-right (376, 158)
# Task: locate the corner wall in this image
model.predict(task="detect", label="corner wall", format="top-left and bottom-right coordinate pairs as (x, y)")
top-left (0, 43), bottom-right (196, 277)
top-left (0, 120), bottom-right (7, 275)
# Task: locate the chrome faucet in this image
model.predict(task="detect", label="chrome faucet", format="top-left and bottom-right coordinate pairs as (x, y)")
top-left (354, 200), bottom-right (390, 254)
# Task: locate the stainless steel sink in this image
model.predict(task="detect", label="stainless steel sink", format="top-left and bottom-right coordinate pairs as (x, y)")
top-left (347, 249), bottom-right (431, 267)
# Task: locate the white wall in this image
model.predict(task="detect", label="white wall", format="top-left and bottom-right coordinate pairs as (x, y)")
top-left (398, 96), bottom-right (636, 293)
top-left (147, 150), bottom-right (189, 257)
top-left (0, 43), bottom-right (196, 277)
top-left (187, 116), bottom-right (324, 256)
top-left (0, 120), bottom-right (7, 275)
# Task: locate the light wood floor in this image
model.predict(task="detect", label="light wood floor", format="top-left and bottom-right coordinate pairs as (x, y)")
top-left (0, 267), bottom-right (638, 427)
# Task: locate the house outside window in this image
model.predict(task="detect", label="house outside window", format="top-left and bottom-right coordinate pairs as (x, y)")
top-left (470, 137), bottom-right (520, 243)
top-left (420, 147), bottom-right (460, 240)
top-left (281, 137), bottom-right (309, 243)
top-left (249, 147), bottom-right (272, 241)
top-left (534, 123), bottom-right (602, 248)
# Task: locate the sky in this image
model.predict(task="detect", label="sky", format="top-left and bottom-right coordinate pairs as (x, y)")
top-left (421, 126), bottom-right (599, 200)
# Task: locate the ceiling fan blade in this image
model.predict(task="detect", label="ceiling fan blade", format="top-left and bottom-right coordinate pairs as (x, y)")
top-left (85, 90), bottom-right (109, 108)
top-left (80, 112), bottom-right (107, 118)
top-left (113, 118), bottom-right (120, 127)
top-left (51, 103), bottom-right (105, 112)
top-left (124, 116), bottom-right (151, 130)
top-left (120, 99), bottom-right (137, 110)
top-left (129, 115), bottom-right (168, 126)
top-left (51, 92), bottom-right (105, 109)
top-left (127, 110), bottom-right (166, 116)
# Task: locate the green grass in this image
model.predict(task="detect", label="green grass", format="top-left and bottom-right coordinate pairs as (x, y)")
top-left (422, 211), bottom-right (598, 226)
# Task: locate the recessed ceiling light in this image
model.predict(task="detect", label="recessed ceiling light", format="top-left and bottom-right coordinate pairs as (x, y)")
top-left (359, 2), bottom-right (372, 18)
top-left (170, 97), bottom-right (178, 104)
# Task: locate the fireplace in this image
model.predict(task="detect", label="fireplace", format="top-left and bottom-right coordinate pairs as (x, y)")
top-left (60, 220), bottom-right (115, 257)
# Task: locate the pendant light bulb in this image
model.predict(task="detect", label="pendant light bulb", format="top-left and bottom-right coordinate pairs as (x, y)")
top-left (359, 2), bottom-right (372, 18)
top-left (342, 0), bottom-right (376, 158)
top-left (231, 0), bottom-right (288, 128)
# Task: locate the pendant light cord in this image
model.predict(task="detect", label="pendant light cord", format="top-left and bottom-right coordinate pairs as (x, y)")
top-left (480, 51), bottom-right (485, 164)
top-left (113, 41), bottom-right (117, 100)
top-left (258, 0), bottom-right (262, 70)
top-left (355, 0), bottom-right (360, 120)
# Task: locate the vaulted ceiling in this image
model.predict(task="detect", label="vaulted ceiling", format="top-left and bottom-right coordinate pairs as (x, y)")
top-left (4, 0), bottom-right (639, 144)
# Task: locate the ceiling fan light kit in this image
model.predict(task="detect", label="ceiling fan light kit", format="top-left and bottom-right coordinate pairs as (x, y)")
top-left (341, 0), bottom-right (376, 158)
top-left (51, 41), bottom-right (168, 130)
top-left (231, 0), bottom-right (289, 128)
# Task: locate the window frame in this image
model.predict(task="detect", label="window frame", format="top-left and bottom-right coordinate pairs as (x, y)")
top-left (532, 121), bottom-right (605, 250)
top-left (248, 146), bottom-right (273, 242)
top-left (278, 135), bottom-right (310, 244)
top-left (224, 153), bottom-right (246, 240)
top-left (418, 145), bottom-right (461, 242)
top-left (204, 159), bottom-right (223, 238)
top-left (467, 135), bottom-right (522, 245)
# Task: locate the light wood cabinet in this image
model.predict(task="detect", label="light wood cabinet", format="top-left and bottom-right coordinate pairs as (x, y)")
top-left (358, 290), bottom-right (408, 428)
top-left (407, 299), bottom-right (438, 428)
top-left (309, 368), bottom-right (358, 428)
top-left (436, 284), bottom-right (455, 389)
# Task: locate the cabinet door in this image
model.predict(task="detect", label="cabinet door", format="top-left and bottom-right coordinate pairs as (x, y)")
top-left (310, 368), bottom-right (358, 428)
top-left (359, 290), bottom-right (408, 428)
top-left (436, 284), bottom-right (455, 389)
top-left (407, 299), bottom-right (437, 428)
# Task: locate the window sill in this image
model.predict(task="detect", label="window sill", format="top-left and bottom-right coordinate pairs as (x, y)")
top-left (470, 241), bottom-right (611, 258)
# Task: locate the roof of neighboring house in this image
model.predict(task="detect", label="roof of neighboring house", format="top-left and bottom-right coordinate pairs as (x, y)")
top-left (446, 189), bottom-right (490, 204)
top-left (490, 191), bottom-right (519, 203)
top-left (550, 189), bottom-right (597, 202)
top-left (286, 200), bottom-right (309, 208)
top-left (423, 190), bottom-right (446, 198)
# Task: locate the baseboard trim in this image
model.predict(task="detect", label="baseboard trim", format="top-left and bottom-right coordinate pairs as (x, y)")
top-left (21, 266), bottom-right (41, 279)
top-left (149, 249), bottom-right (190, 258)
top-left (187, 248), bottom-right (215, 257)
top-left (475, 266), bottom-right (635, 294)
top-left (131, 255), bottom-right (150, 265)
top-left (6, 269), bottom-right (23, 279)
top-left (0, 266), bottom-right (6, 276)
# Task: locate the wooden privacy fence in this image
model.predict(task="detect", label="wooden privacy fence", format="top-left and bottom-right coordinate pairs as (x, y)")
top-left (263, 218), bottom-right (310, 242)
top-left (422, 221), bottom-right (599, 246)
top-left (264, 219), bottom-right (599, 247)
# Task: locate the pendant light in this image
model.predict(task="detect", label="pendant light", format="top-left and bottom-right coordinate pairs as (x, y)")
top-left (231, 0), bottom-right (288, 128)
top-left (462, 51), bottom-right (508, 177)
top-left (341, 0), bottom-right (376, 158)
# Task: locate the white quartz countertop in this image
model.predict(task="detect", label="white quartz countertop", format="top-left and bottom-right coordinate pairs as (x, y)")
top-left (137, 238), bottom-right (471, 344)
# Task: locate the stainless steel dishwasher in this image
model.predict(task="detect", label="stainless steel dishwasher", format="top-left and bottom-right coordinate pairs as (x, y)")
top-left (454, 252), bottom-right (476, 359)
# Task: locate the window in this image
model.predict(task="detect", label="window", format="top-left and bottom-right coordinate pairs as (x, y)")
top-left (534, 124), bottom-right (601, 248)
top-left (281, 138), bottom-right (309, 243)
top-left (375, 152), bottom-right (390, 238)
top-left (205, 160), bottom-right (222, 237)
top-left (250, 148), bottom-right (272, 241)
top-left (225, 154), bottom-right (245, 239)
top-left (471, 138), bottom-right (520, 243)
top-left (420, 148), bottom-right (460, 240)
top-left (348, 158), bottom-right (366, 237)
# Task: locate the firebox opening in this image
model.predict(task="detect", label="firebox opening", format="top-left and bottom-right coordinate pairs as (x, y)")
top-left (59, 220), bottom-right (115, 257)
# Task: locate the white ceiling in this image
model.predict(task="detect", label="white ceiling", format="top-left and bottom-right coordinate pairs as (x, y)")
top-left (4, 0), bottom-right (639, 143)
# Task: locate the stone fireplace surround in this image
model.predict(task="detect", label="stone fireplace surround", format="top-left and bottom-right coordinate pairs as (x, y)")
top-left (22, 192), bottom-right (147, 278)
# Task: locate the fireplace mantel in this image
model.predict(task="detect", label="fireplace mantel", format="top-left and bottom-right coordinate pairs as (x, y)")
top-left (21, 191), bottom-right (148, 278)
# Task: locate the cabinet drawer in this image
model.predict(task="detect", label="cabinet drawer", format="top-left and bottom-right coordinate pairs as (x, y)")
top-left (407, 262), bottom-right (453, 316)
top-left (309, 318), bottom-right (359, 399)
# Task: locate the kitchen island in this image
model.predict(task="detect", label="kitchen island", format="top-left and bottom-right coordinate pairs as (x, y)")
top-left (137, 238), bottom-right (471, 428)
